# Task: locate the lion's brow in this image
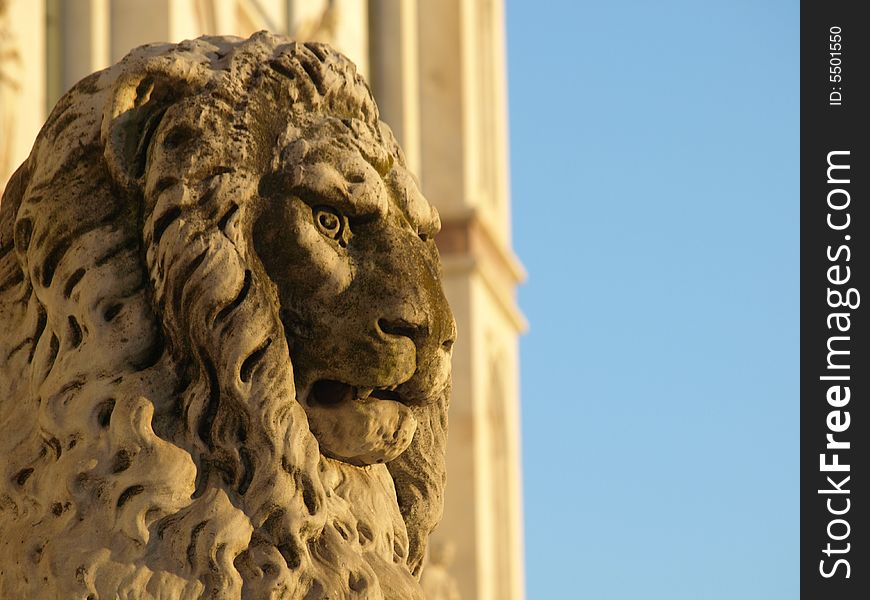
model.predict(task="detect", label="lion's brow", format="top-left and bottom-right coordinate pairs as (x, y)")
top-left (389, 170), bottom-right (438, 235)
top-left (290, 161), bottom-right (387, 217)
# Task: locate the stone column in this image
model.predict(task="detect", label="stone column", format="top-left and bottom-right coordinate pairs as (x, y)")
top-left (0, 0), bottom-right (45, 196)
top-left (60, 0), bottom-right (110, 94)
top-left (419, 1), bottom-right (526, 599)
top-left (368, 0), bottom-right (421, 179)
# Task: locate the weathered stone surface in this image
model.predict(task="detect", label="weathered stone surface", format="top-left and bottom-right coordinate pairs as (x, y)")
top-left (0, 32), bottom-right (455, 599)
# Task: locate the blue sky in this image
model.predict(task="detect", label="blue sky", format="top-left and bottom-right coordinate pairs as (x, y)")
top-left (506, 1), bottom-right (799, 598)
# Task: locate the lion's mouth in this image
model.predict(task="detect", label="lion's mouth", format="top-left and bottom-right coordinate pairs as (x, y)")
top-left (309, 379), bottom-right (405, 407)
top-left (301, 378), bottom-right (419, 466)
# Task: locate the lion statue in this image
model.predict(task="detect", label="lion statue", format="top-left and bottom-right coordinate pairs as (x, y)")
top-left (0, 32), bottom-right (455, 599)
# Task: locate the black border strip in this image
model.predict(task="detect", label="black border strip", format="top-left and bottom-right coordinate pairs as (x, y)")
top-left (801, 2), bottom-right (869, 596)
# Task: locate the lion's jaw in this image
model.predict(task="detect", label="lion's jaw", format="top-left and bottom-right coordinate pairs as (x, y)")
top-left (254, 139), bottom-right (455, 468)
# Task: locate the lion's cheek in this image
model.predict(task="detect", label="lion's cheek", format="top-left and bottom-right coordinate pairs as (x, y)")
top-left (288, 213), bottom-right (354, 294)
top-left (257, 201), bottom-right (354, 296)
top-left (304, 399), bottom-right (418, 467)
top-left (303, 243), bottom-right (353, 295)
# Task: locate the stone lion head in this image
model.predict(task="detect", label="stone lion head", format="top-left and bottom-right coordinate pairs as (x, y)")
top-left (0, 32), bottom-right (454, 599)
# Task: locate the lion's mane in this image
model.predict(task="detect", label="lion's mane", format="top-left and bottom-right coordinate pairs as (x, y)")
top-left (0, 33), bottom-right (446, 599)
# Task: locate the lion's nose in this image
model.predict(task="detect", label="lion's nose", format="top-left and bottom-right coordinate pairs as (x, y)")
top-left (377, 317), bottom-right (429, 342)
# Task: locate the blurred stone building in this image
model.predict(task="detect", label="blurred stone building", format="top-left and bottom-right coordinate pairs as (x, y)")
top-left (0, 2), bottom-right (525, 598)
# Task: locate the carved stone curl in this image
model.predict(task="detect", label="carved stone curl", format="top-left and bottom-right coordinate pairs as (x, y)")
top-left (0, 32), bottom-right (455, 599)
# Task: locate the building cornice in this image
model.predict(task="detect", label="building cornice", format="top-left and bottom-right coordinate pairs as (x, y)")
top-left (437, 208), bottom-right (528, 332)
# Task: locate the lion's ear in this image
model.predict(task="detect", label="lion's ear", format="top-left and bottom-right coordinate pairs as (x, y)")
top-left (102, 71), bottom-right (194, 193)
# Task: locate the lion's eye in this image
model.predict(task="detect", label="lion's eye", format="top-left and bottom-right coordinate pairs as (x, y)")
top-left (312, 206), bottom-right (351, 247)
top-left (313, 206), bottom-right (343, 238)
